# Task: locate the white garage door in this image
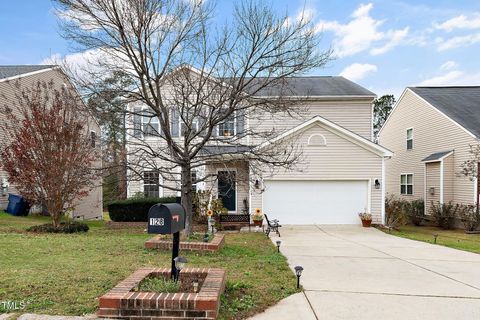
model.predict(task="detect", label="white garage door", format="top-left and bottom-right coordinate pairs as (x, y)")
top-left (263, 180), bottom-right (369, 224)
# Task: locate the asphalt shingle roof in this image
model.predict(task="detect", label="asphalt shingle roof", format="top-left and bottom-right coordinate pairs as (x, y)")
top-left (422, 150), bottom-right (454, 162)
top-left (0, 65), bottom-right (56, 80)
top-left (409, 86), bottom-right (480, 138)
top-left (245, 76), bottom-right (376, 97)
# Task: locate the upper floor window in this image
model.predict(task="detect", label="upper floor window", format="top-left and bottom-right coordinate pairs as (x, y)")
top-left (400, 174), bottom-right (413, 195)
top-left (143, 111), bottom-right (160, 137)
top-left (218, 113), bottom-right (235, 137)
top-left (143, 171), bottom-right (160, 198)
top-left (181, 118), bottom-right (199, 137)
top-left (406, 128), bottom-right (413, 150)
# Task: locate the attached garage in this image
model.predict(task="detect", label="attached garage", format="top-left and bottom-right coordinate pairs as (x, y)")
top-left (263, 180), bottom-right (369, 224)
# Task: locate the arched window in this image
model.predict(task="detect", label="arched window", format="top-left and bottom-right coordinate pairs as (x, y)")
top-left (307, 134), bottom-right (327, 146)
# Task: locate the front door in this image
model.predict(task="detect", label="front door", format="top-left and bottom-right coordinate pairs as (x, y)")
top-left (218, 171), bottom-right (236, 212)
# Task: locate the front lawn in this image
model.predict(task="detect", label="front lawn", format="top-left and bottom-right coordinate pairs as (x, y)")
top-left (382, 225), bottom-right (480, 254)
top-left (0, 212), bottom-right (298, 319)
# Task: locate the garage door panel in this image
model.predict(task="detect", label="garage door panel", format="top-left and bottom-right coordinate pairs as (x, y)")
top-left (263, 180), bottom-right (368, 225)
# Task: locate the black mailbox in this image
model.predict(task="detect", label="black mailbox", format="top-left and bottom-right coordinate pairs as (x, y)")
top-left (148, 203), bottom-right (185, 234)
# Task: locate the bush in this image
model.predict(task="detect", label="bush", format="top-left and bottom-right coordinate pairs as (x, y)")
top-left (407, 199), bottom-right (425, 226)
top-left (107, 196), bottom-right (177, 222)
top-left (430, 201), bottom-right (459, 230)
top-left (385, 195), bottom-right (408, 229)
top-left (27, 221), bottom-right (89, 233)
top-left (458, 204), bottom-right (480, 231)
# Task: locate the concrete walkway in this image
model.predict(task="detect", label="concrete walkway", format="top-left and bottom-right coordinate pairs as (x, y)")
top-left (250, 225), bottom-right (480, 320)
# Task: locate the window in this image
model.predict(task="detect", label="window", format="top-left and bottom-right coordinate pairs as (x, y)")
top-left (180, 119), bottom-right (199, 137)
top-left (406, 128), bottom-right (413, 150)
top-left (143, 171), bottom-right (159, 198)
top-left (191, 170), bottom-right (197, 193)
top-left (400, 174), bottom-right (413, 195)
top-left (218, 113), bottom-right (235, 137)
top-left (90, 131), bottom-right (96, 148)
top-left (143, 111), bottom-right (160, 137)
top-left (133, 107), bottom-right (142, 138)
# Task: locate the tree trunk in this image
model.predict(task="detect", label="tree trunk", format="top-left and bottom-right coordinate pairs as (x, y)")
top-left (52, 212), bottom-right (61, 229)
top-left (181, 164), bottom-right (193, 235)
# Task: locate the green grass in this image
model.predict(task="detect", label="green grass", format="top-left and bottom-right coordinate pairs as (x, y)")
top-left (0, 212), bottom-right (298, 319)
top-left (381, 225), bottom-right (480, 254)
top-left (136, 277), bottom-right (180, 293)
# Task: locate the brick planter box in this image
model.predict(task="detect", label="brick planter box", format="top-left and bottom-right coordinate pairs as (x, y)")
top-left (144, 234), bottom-right (225, 252)
top-left (98, 267), bottom-right (226, 320)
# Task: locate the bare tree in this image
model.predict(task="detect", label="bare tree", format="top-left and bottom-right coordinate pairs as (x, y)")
top-left (0, 81), bottom-right (100, 228)
top-left (54, 0), bottom-right (331, 233)
top-left (459, 141), bottom-right (480, 210)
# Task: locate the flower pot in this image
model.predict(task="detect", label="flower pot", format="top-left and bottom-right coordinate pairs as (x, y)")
top-left (253, 219), bottom-right (263, 227)
top-left (361, 219), bottom-right (372, 228)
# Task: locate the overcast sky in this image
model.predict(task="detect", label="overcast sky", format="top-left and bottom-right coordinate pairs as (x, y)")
top-left (1, 0), bottom-right (480, 98)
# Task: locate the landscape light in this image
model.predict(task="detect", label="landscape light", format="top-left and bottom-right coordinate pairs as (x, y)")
top-left (173, 256), bottom-right (188, 281)
top-left (276, 240), bottom-right (281, 253)
top-left (294, 265), bottom-right (304, 289)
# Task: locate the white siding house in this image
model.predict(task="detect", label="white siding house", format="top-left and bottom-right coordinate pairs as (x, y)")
top-left (126, 66), bottom-right (392, 224)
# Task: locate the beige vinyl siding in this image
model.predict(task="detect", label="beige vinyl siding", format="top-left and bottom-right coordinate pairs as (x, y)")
top-left (250, 99), bottom-right (373, 142)
top-left (379, 89), bottom-right (476, 206)
top-left (0, 69), bottom-right (103, 219)
top-left (425, 162), bottom-right (441, 214)
top-left (251, 123), bottom-right (383, 223)
top-left (443, 154), bottom-right (454, 203)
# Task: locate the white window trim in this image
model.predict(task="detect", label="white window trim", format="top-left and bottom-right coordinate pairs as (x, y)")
top-left (142, 171), bottom-right (163, 198)
top-left (191, 169), bottom-right (198, 193)
top-left (400, 173), bottom-right (414, 195)
top-left (406, 127), bottom-right (414, 150)
top-left (216, 168), bottom-right (238, 213)
top-left (142, 110), bottom-right (160, 138)
top-left (180, 115), bottom-right (200, 137)
top-left (217, 111), bottom-right (236, 137)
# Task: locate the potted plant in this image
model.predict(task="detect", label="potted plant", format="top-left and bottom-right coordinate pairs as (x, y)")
top-left (358, 212), bottom-right (372, 227)
top-left (252, 208), bottom-right (264, 227)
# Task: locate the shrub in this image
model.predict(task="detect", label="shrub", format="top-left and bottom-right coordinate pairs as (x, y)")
top-left (385, 195), bottom-right (408, 229)
top-left (430, 201), bottom-right (459, 230)
top-left (407, 199), bottom-right (425, 226)
top-left (458, 204), bottom-right (480, 232)
top-left (27, 221), bottom-right (89, 233)
top-left (107, 196), bottom-right (177, 222)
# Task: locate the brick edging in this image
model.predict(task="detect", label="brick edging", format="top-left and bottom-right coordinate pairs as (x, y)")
top-left (98, 267), bottom-right (226, 319)
top-left (144, 233), bottom-right (225, 252)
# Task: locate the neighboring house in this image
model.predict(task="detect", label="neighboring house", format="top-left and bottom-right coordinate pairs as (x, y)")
top-left (378, 87), bottom-right (480, 214)
top-left (126, 67), bottom-right (392, 225)
top-left (0, 65), bottom-right (103, 220)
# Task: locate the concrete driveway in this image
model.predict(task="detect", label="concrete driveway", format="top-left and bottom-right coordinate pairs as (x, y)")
top-left (251, 225), bottom-right (480, 320)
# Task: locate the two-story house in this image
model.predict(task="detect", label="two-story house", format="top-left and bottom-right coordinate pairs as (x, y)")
top-left (126, 67), bottom-right (392, 225)
top-left (0, 65), bottom-right (103, 220)
top-left (379, 87), bottom-right (480, 214)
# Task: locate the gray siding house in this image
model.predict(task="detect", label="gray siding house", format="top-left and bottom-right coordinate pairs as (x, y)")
top-left (0, 65), bottom-right (103, 220)
top-left (379, 87), bottom-right (480, 214)
top-left (126, 66), bottom-right (392, 225)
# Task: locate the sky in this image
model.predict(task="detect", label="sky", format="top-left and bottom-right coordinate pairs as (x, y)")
top-left (1, 0), bottom-right (480, 98)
